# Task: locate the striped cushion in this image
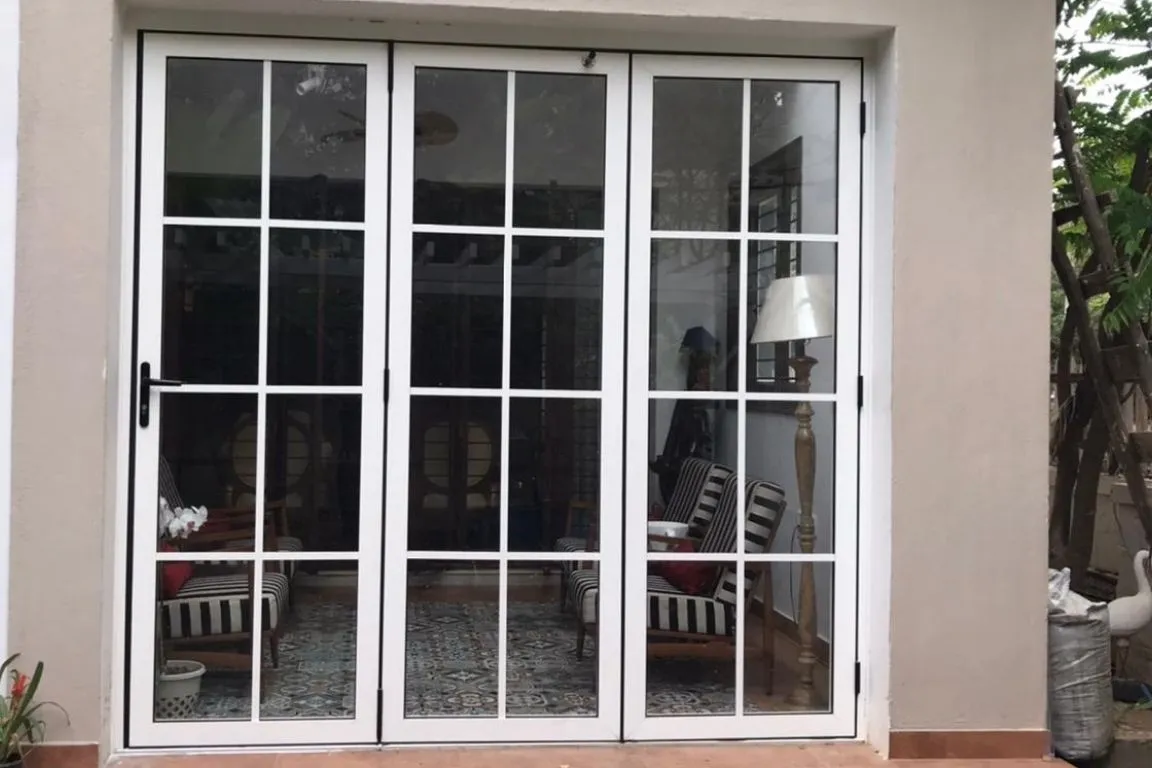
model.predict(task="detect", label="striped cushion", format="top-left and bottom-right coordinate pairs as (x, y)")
top-left (664, 459), bottom-right (733, 538)
top-left (710, 479), bottom-right (787, 607)
top-left (569, 568), bottom-right (735, 636)
top-left (648, 591), bottom-right (734, 635)
top-left (161, 572), bottom-right (291, 640)
top-left (554, 536), bottom-right (587, 554)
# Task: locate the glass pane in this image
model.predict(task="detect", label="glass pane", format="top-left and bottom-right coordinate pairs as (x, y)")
top-left (513, 73), bottom-right (606, 229)
top-left (155, 562), bottom-right (255, 721)
top-left (414, 68), bottom-right (506, 226)
top-left (411, 233), bottom-right (504, 389)
top-left (165, 58), bottom-right (262, 218)
top-left (260, 560), bottom-right (357, 720)
top-left (158, 393), bottom-right (258, 554)
top-left (162, 226), bottom-right (260, 384)
top-left (270, 62), bottom-right (367, 221)
top-left (408, 396), bottom-right (502, 552)
top-left (268, 229), bottom-right (365, 386)
top-left (649, 239), bottom-right (740, 392)
top-left (652, 78), bottom-right (742, 232)
top-left (507, 561), bottom-right (597, 717)
top-left (747, 243), bottom-right (836, 394)
top-left (743, 561), bottom-right (833, 713)
top-left (265, 395), bottom-right (362, 552)
top-left (509, 398), bottom-right (601, 554)
top-left (749, 81), bottom-right (838, 235)
top-left (647, 400), bottom-right (738, 552)
top-left (510, 237), bottom-right (603, 390)
top-left (645, 560), bottom-right (737, 715)
top-left (405, 560), bottom-right (499, 717)
top-left (745, 400), bottom-right (834, 554)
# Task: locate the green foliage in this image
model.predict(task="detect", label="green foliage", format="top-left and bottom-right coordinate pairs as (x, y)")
top-left (1054, 0), bottom-right (1152, 348)
top-left (0, 654), bottom-right (67, 761)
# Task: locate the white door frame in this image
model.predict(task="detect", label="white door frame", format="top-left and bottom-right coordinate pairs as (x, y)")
top-left (128, 33), bottom-right (389, 747)
top-left (623, 54), bottom-right (862, 740)
top-left (382, 43), bottom-right (629, 743)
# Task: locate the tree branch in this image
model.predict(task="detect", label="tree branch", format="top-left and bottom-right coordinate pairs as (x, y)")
top-left (1054, 78), bottom-right (1152, 412)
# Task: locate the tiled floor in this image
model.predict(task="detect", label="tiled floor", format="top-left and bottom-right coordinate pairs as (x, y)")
top-left (110, 743), bottom-right (1064, 768)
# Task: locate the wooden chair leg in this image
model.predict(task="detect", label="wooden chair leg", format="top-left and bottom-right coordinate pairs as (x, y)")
top-left (762, 566), bottom-right (775, 695)
top-left (269, 628), bottom-right (281, 669)
top-left (559, 568), bottom-right (568, 612)
top-left (576, 617), bottom-right (586, 660)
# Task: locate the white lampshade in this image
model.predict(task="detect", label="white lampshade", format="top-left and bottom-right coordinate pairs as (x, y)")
top-left (750, 274), bottom-right (836, 344)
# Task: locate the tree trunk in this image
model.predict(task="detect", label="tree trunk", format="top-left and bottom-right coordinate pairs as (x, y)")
top-left (1067, 410), bottom-right (1108, 592)
top-left (1050, 378), bottom-right (1095, 566)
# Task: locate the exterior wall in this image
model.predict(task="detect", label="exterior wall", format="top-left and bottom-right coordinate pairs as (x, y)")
top-left (0, 0), bottom-right (18, 674)
top-left (12, 0), bottom-right (121, 746)
top-left (10, 0), bottom-right (1055, 753)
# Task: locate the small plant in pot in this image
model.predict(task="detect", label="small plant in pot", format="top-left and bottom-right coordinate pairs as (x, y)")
top-left (0, 654), bottom-right (69, 768)
top-left (155, 495), bottom-right (209, 720)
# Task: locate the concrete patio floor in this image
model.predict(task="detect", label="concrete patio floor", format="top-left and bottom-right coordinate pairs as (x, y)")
top-left (105, 743), bottom-right (1065, 768)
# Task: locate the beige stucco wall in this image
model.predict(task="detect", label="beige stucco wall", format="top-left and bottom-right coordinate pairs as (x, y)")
top-left (11, 0), bottom-right (1055, 751)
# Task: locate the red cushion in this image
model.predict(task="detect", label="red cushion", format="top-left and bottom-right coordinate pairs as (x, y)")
top-left (660, 540), bottom-right (715, 595)
top-left (158, 541), bottom-right (193, 598)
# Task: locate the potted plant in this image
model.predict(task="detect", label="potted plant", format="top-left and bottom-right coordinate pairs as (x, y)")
top-left (0, 654), bottom-right (68, 768)
top-left (155, 495), bottom-right (210, 720)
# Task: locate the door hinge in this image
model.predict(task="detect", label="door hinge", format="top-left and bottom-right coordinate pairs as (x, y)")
top-left (860, 102), bottom-right (867, 136)
top-left (384, 368), bottom-right (390, 404)
top-left (376, 688), bottom-right (384, 742)
top-left (857, 375), bottom-right (864, 409)
top-left (854, 661), bottom-right (862, 695)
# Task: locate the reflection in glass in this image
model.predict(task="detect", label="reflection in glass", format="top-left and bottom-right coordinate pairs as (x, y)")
top-left (270, 62), bottom-right (367, 222)
top-left (157, 393), bottom-right (258, 553)
top-left (513, 73), bottom-right (606, 229)
top-left (154, 562), bottom-right (256, 722)
top-left (645, 560), bottom-right (737, 715)
top-left (408, 396), bottom-right (502, 552)
top-left (411, 234), bottom-right (504, 389)
top-left (647, 400), bottom-right (737, 521)
top-left (743, 562), bottom-right (833, 714)
top-left (744, 400), bottom-right (834, 554)
top-left (507, 562), bottom-right (597, 717)
top-left (649, 239), bottom-right (740, 391)
top-left (165, 58), bottom-right (262, 218)
top-left (652, 78), bottom-right (742, 231)
top-left (162, 226), bottom-right (260, 384)
top-left (414, 68), bottom-right (506, 226)
top-left (265, 395), bottom-right (362, 553)
top-left (747, 243), bottom-right (837, 395)
top-left (405, 560), bottom-right (499, 717)
top-left (509, 399), bottom-right (600, 553)
top-left (260, 561), bottom-right (357, 720)
top-left (510, 238), bottom-right (603, 390)
top-left (749, 81), bottom-right (838, 235)
top-left (268, 229), bottom-right (364, 386)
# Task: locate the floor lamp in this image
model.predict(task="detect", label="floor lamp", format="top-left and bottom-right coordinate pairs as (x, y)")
top-left (750, 274), bottom-right (835, 708)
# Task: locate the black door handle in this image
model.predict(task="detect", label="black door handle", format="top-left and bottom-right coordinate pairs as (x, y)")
top-left (139, 361), bottom-right (183, 428)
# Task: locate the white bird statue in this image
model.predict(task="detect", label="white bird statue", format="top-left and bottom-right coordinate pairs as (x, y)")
top-left (1108, 550), bottom-right (1152, 637)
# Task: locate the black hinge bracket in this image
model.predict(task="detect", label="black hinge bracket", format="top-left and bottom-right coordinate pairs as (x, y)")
top-left (857, 375), bottom-right (864, 409)
top-left (860, 102), bottom-right (867, 136)
top-left (384, 368), bottom-right (390, 404)
top-left (854, 661), bottom-right (862, 695)
top-left (376, 688), bottom-right (384, 742)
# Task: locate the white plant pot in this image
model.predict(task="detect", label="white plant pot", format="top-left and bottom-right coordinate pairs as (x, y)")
top-left (155, 660), bottom-right (206, 721)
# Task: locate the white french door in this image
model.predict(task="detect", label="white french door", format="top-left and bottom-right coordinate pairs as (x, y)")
top-left (382, 44), bottom-right (628, 742)
top-left (622, 55), bottom-right (861, 740)
top-left (127, 33), bottom-right (860, 749)
top-left (129, 35), bottom-right (388, 746)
